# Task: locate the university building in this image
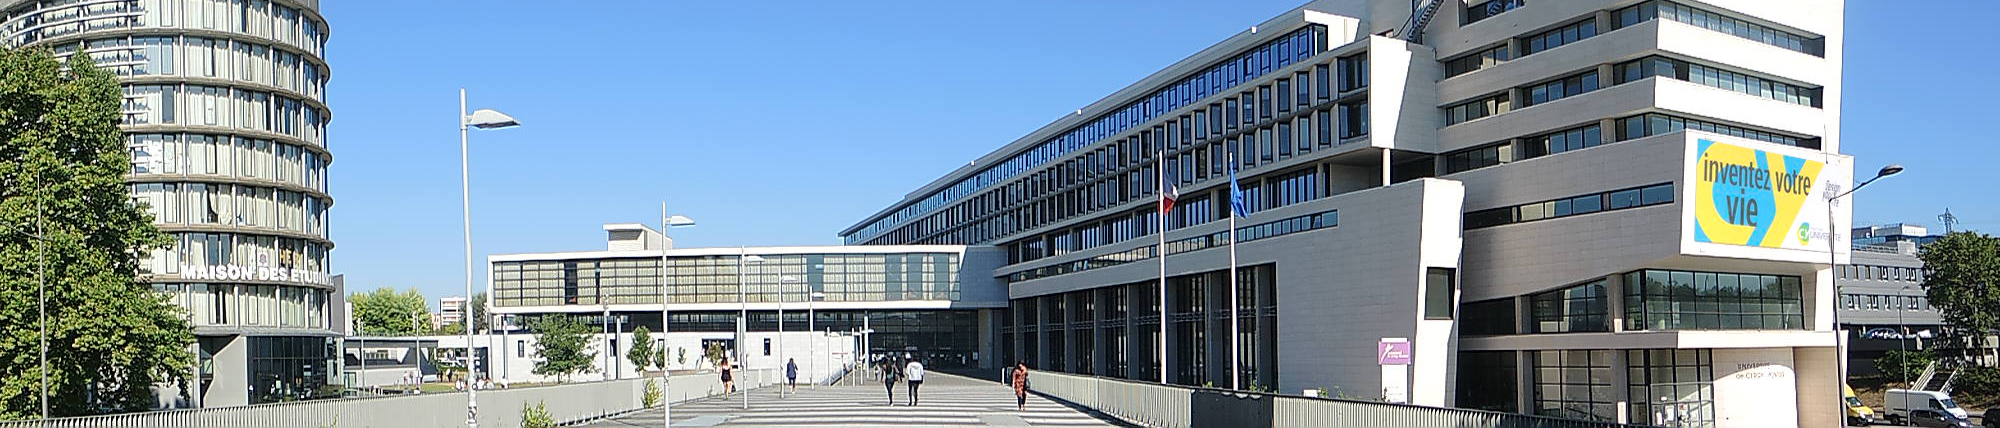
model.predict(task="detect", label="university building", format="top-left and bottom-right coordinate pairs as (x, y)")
top-left (837, 1), bottom-right (1848, 426)
top-left (1, 0), bottom-right (340, 408)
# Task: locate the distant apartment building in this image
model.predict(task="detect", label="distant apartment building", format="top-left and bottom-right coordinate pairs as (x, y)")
top-left (1838, 223), bottom-right (1943, 376)
top-left (437, 296), bottom-right (468, 329)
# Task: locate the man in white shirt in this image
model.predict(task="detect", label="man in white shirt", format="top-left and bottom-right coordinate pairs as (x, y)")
top-left (904, 359), bottom-right (926, 406)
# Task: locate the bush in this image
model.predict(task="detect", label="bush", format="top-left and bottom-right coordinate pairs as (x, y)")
top-left (521, 401), bottom-right (555, 428)
top-left (1877, 349), bottom-right (1934, 383)
top-left (1956, 366), bottom-right (2000, 396)
top-left (643, 379), bottom-right (662, 408)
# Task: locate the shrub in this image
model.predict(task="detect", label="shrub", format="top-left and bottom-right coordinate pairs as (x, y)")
top-left (643, 379), bottom-right (663, 408)
top-left (1955, 366), bottom-right (2000, 396)
top-left (1877, 349), bottom-right (1934, 383)
top-left (521, 401), bottom-right (555, 428)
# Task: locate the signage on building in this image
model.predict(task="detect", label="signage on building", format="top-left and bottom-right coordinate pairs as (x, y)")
top-left (179, 263), bottom-right (334, 286)
top-left (1691, 139), bottom-right (1848, 251)
top-left (1377, 338), bottom-right (1412, 365)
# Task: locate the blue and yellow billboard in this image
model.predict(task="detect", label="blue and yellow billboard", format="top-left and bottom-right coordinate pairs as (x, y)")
top-left (1691, 139), bottom-right (1841, 251)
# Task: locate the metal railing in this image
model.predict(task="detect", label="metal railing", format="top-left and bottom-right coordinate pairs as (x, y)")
top-left (1023, 370), bottom-right (1661, 428)
top-left (0, 369), bottom-right (777, 428)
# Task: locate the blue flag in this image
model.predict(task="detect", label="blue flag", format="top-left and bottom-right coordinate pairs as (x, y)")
top-left (1228, 163), bottom-right (1247, 218)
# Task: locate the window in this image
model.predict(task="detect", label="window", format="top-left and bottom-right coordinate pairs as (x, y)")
top-left (1612, 1), bottom-right (1820, 56)
top-left (1520, 71), bottom-right (1599, 107)
top-left (1462, 0), bottom-right (1526, 25)
top-left (1465, 183), bottom-right (1673, 230)
top-left (1532, 280), bottom-right (1608, 333)
top-left (1443, 142), bottom-right (1513, 174)
top-left (1339, 101), bottom-right (1368, 138)
top-left (1444, 44), bottom-right (1510, 78)
top-left (1532, 350), bottom-right (1616, 421)
top-left (1520, 19), bottom-right (1597, 56)
top-left (1615, 113), bottom-right (1819, 148)
top-left (1461, 299), bottom-right (1517, 336)
top-left (1444, 93), bottom-right (1509, 125)
top-left (1623, 270), bottom-right (1804, 331)
top-left (1425, 268), bottom-right (1456, 319)
top-left (1519, 124), bottom-right (1602, 158)
top-left (1337, 53), bottom-right (1368, 92)
top-left (1627, 349), bottom-right (1717, 427)
top-left (1615, 56), bottom-right (1820, 107)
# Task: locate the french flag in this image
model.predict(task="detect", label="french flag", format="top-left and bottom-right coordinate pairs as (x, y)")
top-left (1160, 172), bottom-right (1180, 214)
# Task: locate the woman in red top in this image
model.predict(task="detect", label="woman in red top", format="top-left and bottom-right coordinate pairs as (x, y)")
top-left (1011, 362), bottom-right (1030, 411)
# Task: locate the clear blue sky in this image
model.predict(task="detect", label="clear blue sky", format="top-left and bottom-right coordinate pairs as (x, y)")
top-left (320, 1), bottom-right (1995, 305)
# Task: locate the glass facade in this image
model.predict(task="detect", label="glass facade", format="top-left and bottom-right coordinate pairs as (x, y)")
top-left (1531, 280), bottom-right (1609, 333)
top-left (1612, 1), bottom-right (1820, 56)
top-left (248, 336), bottom-right (338, 404)
top-left (1008, 264), bottom-right (1277, 388)
top-left (1464, 183), bottom-right (1675, 230)
top-left (1531, 349), bottom-right (1617, 421)
top-left (491, 252), bottom-right (963, 308)
top-left (1622, 269), bottom-right (1804, 331)
top-left (1627, 349), bottom-right (1716, 428)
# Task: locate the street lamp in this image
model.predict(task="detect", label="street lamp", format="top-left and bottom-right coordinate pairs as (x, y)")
top-left (656, 205), bottom-right (694, 428)
top-left (1829, 164), bottom-right (1902, 413)
top-left (809, 291), bottom-right (825, 389)
top-left (737, 251), bottom-right (767, 409)
top-left (10, 174), bottom-right (51, 419)
top-left (458, 88), bottom-right (520, 428)
top-left (1900, 284), bottom-right (1913, 386)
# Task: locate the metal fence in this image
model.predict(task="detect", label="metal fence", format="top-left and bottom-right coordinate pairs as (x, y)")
top-left (0, 369), bottom-right (777, 428)
top-left (1023, 370), bottom-right (1661, 428)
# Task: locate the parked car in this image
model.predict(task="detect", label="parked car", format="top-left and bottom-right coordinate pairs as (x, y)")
top-left (1982, 408), bottom-right (1997, 428)
top-left (1909, 409), bottom-right (1975, 428)
top-left (1886, 389), bottom-right (1970, 425)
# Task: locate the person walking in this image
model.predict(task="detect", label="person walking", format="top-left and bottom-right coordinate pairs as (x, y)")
top-left (881, 357), bottom-right (900, 405)
top-left (720, 358), bottom-right (735, 397)
top-left (786, 358), bottom-right (799, 393)
top-left (905, 358), bottom-right (925, 406)
top-left (1011, 362), bottom-right (1030, 412)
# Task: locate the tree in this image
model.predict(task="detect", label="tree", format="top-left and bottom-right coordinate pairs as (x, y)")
top-left (531, 315), bottom-right (595, 382)
top-left (0, 47), bottom-right (194, 419)
top-left (349, 287), bottom-right (430, 335)
top-left (1918, 231), bottom-right (2000, 357)
top-left (628, 326), bottom-right (656, 372)
top-left (469, 292), bottom-right (490, 332)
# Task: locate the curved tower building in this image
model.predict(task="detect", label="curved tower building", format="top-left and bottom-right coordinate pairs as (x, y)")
top-left (1, 0), bottom-right (337, 408)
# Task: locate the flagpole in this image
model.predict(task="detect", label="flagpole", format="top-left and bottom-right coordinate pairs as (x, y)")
top-left (1156, 143), bottom-right (1169, 385)
top-left (1228, 154), bottom-right (1240, 390)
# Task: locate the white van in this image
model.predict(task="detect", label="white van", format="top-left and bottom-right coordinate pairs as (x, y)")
top-left (1884, 389), bottom-right (1969, 424)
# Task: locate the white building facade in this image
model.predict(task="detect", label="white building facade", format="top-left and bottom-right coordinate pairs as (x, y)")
top-left (838, 1), bottom-right (1850, 427)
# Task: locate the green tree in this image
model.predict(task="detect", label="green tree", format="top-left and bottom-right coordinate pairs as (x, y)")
top-left (628, 326), bottom-right (656, 372)
top-left (1918, 231), bottom-right (2000, 355)
top-left (1876, 349), bottom-right (1933, 384)
top-left (348, 287), bottom-right (430, 335)
top-left (531, 315), bottom-right (596, 382)
top-left (0, 47), bottom-right (193, 419)
top-left (469, 292), bottom-right (490, 332)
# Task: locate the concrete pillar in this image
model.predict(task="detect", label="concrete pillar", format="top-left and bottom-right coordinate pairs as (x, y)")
top-left (1595, 11), bottom-right (1614, 35)
top-left (204, 335), bottom-right (249, 407)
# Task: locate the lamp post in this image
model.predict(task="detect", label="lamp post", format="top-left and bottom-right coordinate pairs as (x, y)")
top-left (1828, 164), bottom-right (1902, 415)
top-left (738, 252), bottom-right (767, 409)
top-left (1899, 284), bottom-right (1913, 386)
top-left (458, 88), bottom-right (521, 428)
top-left (809, 291), bottom-right (825, 389)
top-left (655, 205), bottom-right (694, 428)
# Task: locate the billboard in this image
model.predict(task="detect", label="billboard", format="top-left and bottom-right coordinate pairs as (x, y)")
top-left (1690, 139), bottom-right (1845, 251)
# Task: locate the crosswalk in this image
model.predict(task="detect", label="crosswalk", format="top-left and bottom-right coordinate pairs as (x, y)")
top-left (580, 372), bottom-right (1128, 427)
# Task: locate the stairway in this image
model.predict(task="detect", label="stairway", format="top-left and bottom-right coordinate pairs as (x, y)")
top-left (1398, 0), bottom-right (1445, 43)
top-left (1924, 365), bottom-right (1957, 392)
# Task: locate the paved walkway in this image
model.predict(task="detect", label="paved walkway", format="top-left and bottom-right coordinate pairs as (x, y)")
top-left (580, 372), bottom-right (1129, 427)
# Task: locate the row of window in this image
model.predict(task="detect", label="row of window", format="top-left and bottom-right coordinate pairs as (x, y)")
top-left (1006, 210), bottom-right (1336, 282)
top-left (1464, 183), bottom-right (1675, 230)
top-left (1839, 264), bottom-right (1925, 283)
top-left (1444, 92), bottom-right (1510, 126)
top-left (491, 254), bottom-right (963, 307)
top-left (1613, 0), bottom-right (1820, 56)
top-left (844, 25), bottom-right (1331, 244)
top-left (1623, 269), bottom-right (1804, 331)
top-left (155, 282), bottom-right (330, 330)
top-left (1460, 0), bottom-right (1525, 26)
top-left (2, 0), bottom-right (328, 57)
top-left (1843, 294), bottom-right (1930, 312)
top-left (1615, 56), bottom-right (1819, 107)
top-left (1443, 44), bottom-right (1509, 78)
top-left (141, 232), bottom-right (331, 281)
top-left (53, 34), bottom-right (329, 102)
top-left (122, 84), bottom-right (328, 147)
top-left (1521, 18), bottom-right (1597, 56)
top-left (1615, 113), bottom-right (1818, 149)
top-left (128, 133), bottom-right (329, 191)
top-left (131, 182), bottom-right (329, 237)
top-left (1011, 163), bottom-right (1329, 263)
top-left (1531, 280), bottom-right (1608, 333)
top-left (1520, 70), bottom-right (1599, 108)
